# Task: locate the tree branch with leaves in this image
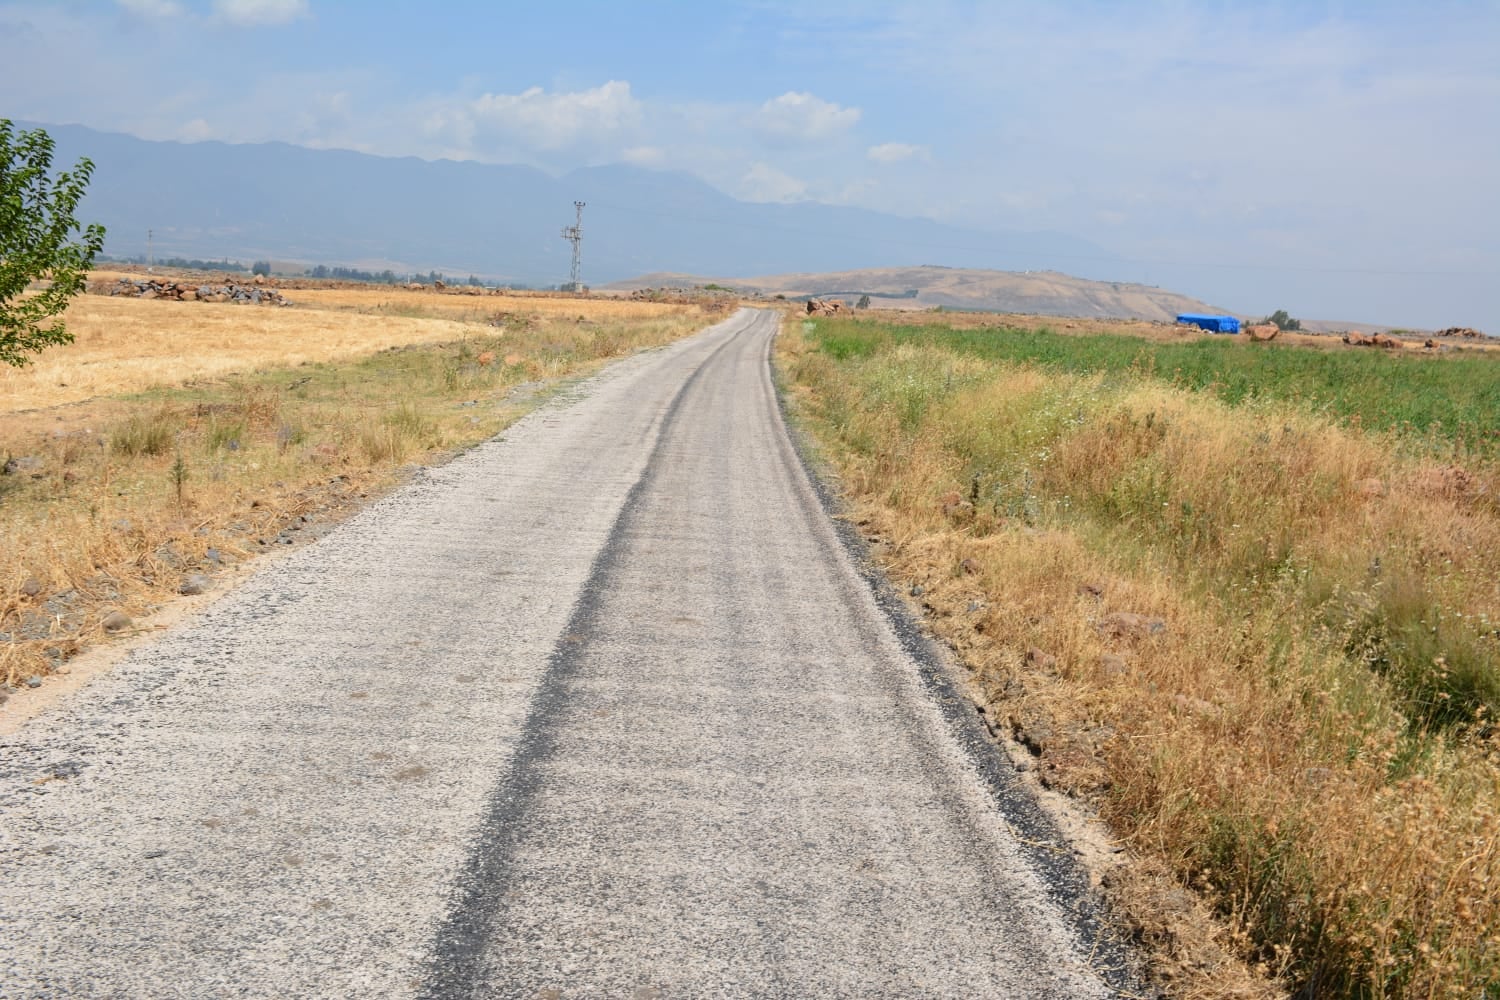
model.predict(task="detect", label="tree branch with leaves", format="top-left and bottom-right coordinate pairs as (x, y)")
top-left (1, 120), bottom-right (106, 367)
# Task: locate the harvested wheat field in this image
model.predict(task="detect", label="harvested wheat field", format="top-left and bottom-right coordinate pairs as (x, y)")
top-left (0, 282), bottom-right (716, 701)
top-left (2, 283), bottom-right (698, 413)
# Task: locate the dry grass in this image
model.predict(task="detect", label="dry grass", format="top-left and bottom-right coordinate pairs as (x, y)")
top-left (1, 288), bottom-right (695, 412)
top-left (778, 316), bottom-right (1500, 999)
top-left (1, 288), bottom-right (713, 693)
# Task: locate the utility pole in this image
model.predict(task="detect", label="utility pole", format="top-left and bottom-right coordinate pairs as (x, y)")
top-left (560, 201), bottom-right (585, 292)
top-left (146, 229), bottom-right (154, 273)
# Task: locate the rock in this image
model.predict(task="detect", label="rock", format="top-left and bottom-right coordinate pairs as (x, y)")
top-left (1172, 693), bottom-right (1222, 718)
top-left (101, 611), bottom-right (132, 633)
top-left (966, 599), bottom-right (986, 613)
top-left (1076, 582), bottom-right (1104, 599)
top-left (1099, 653), bottom-right (1130, 676)
top-left (959, 557), bottom-right (981, 575)
top-left (1097, 611), bottom-right (1166, 640)
top-left (179, 574), bottom-right (213, 596)
top-left (475, 350), bottom-right (495, 366)
top-left (20, 577), bottom-right (43, 597)
top-left (909, 584), bottom-right (925, 597)
top-left (1245, 323), bottom-right (1280, 342)
top-left (3, 455), bottom-right (42, 475)
top-left (205, 548), bottom-right (222, 565)
top-left (25, 675), bottom-right (42, 689)
top-left (1025, 647), bottom-right (1058, 672)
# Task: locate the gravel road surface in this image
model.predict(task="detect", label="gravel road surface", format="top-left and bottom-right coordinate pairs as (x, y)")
top-left (0, 308), bottom-right (1122, 998)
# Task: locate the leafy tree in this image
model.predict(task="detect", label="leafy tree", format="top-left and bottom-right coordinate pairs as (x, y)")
top-left (1265, 309), bottom-right (1302, 332)
top-left (856, 294), bottom-right (872, 309)
top-left (1, 120), bottom-right (106, 367)
top-left (251, 260), bottom-right (272, 277)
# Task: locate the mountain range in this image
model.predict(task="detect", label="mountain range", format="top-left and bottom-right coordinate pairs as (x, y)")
top-left (32, 122), bottom-right (1125, 290)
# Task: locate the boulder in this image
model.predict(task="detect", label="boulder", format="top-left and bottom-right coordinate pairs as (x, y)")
top-left (1246, 323), bottom-right (1279, 341)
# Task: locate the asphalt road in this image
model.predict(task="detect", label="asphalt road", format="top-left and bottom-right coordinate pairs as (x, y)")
top-left (0, 308), bottom-right (1122, 998)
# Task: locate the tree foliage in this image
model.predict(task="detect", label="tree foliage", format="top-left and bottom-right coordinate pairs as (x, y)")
top-left (1, 120), bottom-right (106, 367)
top-left (1265, 308), bottom-right (1302, 332)
top-left (251, 259), bottom-right (272, 277)
top-left (856, 294), bottom-right (872, 309)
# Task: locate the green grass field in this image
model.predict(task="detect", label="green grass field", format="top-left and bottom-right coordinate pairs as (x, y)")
top-left (816, 320), bottom-right (1500, 454)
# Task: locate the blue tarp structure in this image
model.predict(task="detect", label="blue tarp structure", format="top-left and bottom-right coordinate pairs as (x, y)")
top-left (1176, 313), bottom-right (1241, 334)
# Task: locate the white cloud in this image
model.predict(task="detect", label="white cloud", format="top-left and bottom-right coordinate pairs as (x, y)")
top-left (116, 0), bottom-right (185, 16)
top-left (469, 81), bottom-right (641, 151)
top-left (750, 91), bottom-right (860, 146)
top-left (213, 0), bottom-right (310, 27)
top-left (867, 142), bottom-right (928, 163)
top-left (739, 163), bottom-right (808, 203)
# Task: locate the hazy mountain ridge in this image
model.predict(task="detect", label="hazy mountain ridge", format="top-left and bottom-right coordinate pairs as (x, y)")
top-left (610, 266), bottom-right (1229, 323)
top-left (29, 123), bottom-right (1119, 288)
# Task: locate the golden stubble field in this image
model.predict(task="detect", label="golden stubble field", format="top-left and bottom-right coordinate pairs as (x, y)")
top-left (0, 282), bottom-right (714, 697)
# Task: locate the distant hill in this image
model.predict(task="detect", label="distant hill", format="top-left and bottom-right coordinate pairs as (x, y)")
top-left (28, 123), bottom-right (1119, 288)
top-left (609, 266), bottom-right (1227, 323)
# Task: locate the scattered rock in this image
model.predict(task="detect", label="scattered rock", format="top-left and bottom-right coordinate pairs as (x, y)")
top-left (1434, 326), bottom-right (1486, 339)
top-left (204, 548), bottom-right (222, 565)
top-left (2, 455), bottom-right (42, 475)
top-left (25, 676), bottom-right (42, 689)
top-left (101, 611), bottom-right (132, 633)
top-left (1025, 647), bottom-right (1058, 672)
top-left (105, 277), bottom-right (292, 307)
top-left (909, 584), bottom-right (925, 597)
top-left (178, 574), bottom-right (213, 596)
top-left (805, 298), bottom-right (847, 317)
top-left (1172, 693), bottom-right (1222, 719)
top-left (1099, 653), bottom-right (1131, 677)
top-left (959, 558), bottom-right (981, 575)
top-left (1076, 582), bottom-right (1104, 599)
top-left (966, 599), bottom-right (986, 613)
top-left (1097, 611), bottom-right (1166, 640)
top-left (20, 577), bottom-right (43, 597)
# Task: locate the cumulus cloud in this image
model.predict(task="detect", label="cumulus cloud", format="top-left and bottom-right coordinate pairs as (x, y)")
top-left (739, 163), bottom-right (808, 203)
top-left (469, 81), bottom-right (642, 151)
top-left (213, 0), bottom-right (310, 26)
top-left (116, 0), bottom-right (185, 16)
top-left (867, 142), bottom-right (929, 163)
top-left (750, 91), bottom-right (860, 146)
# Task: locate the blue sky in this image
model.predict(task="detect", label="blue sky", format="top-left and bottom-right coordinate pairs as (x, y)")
top-left (2, 0), bottom-right (1497, 328)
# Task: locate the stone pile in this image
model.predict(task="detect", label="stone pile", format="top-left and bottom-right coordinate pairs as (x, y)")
top-left (1434, 327), bottom-right (1486, 339)
top-left (1343, 331), bottom-right (1406, 349)
top-left (805, 298), bottom-right (847, 317)
top-left (106, 278), bottom-right (292, 306)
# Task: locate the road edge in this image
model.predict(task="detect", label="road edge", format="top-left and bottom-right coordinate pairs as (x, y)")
top-left (766, 315), bottom-right (1154, 997)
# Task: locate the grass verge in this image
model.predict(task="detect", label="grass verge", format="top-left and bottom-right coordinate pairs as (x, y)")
top-left (778, 314), bottom-right (1500, 999)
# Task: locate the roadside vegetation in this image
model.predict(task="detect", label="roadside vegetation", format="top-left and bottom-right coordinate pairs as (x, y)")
top-left (1, 285), bottom-right (713, 693)
top-left (779, 315), bottom-right (1500, 999)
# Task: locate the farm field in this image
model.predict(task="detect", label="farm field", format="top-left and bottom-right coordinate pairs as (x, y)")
top-left (778, 312), bottom-right (1500, 999)
top-left (0, 282), bottom-right (713, 697)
